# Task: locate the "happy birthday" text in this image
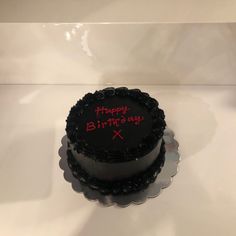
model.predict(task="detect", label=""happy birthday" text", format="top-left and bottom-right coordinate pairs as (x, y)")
top-left (86, 115), bottom-right (144, 132)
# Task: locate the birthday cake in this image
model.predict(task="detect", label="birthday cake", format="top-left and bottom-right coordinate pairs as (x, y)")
top-left (66, 87), bottom-right (166, 195)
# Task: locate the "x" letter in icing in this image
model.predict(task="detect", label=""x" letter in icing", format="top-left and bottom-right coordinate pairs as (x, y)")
top-left (112, 130), bottom-right (124, 140)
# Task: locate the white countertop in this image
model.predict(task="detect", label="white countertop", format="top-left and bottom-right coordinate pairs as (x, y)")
top-left (0, 85), bottom-right (235, 236)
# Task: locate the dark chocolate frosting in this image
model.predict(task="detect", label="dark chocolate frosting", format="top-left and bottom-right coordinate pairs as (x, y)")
top-left (68, 139), bottom-right (162, 181)
top-left (67, 141), bottom-right (166, 195)
top-left (65, 87), bottom-right (166, 195)
top-left (66, 87), bottom-right (166, 163)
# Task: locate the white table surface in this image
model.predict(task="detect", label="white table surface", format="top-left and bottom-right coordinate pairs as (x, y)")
top-left (0, 85), bottom-right (235, 236)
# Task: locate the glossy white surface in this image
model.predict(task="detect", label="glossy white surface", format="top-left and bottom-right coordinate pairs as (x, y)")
top-left (0, 85), bottom-right (235, 236)
top-left (1, 23), bottom-right (236, 85)
top-left (1, 0), bottom-right (236, 23)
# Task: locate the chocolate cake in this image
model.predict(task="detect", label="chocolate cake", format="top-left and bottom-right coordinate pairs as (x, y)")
top-left (66, 87), bottom-right (166, 195)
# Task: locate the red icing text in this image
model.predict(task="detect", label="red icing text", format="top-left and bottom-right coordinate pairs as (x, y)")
top-left (86, 115), bottom-right (144, 132)
top-left (95, 106), bottom-right (129, 117)
top-left (112, 130), bottom-right (124, 140)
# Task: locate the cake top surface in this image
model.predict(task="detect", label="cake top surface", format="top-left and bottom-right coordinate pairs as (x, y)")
top-left (66, 87), bottom-right (166, 162)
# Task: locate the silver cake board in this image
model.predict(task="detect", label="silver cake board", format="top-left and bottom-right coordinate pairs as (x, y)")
top-left (58, 127), bottom-right (180, 207)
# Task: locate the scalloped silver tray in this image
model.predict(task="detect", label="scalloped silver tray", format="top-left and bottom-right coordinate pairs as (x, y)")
top-left (58, 127), bottom-right (180, 207)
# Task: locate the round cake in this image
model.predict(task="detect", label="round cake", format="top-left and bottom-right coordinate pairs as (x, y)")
top-left (66, 87), bottom-right (166, 195)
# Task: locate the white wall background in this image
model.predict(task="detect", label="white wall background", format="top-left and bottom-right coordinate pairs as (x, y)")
top-left (0, 23), bottom-right (236, 85)
top-left (1, 0), bottom-right (236, 22)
